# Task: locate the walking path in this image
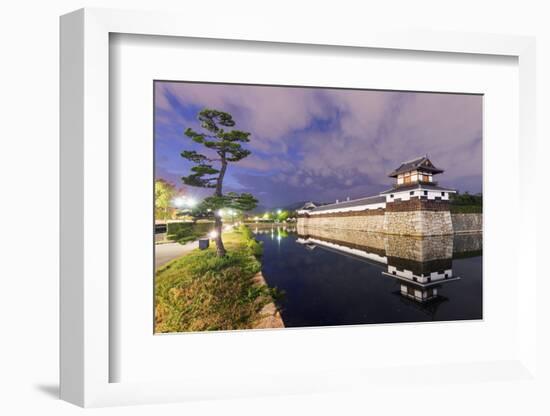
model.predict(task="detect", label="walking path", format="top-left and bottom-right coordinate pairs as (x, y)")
top-left (155, 240), bottom-right (200, 269)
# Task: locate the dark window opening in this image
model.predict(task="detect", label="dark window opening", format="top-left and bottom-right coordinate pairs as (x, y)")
top-left (424, 190), bottom-right (428, 196)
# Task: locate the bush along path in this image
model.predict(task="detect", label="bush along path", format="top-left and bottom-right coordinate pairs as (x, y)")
top-left (166, 221), bottom-right (213, 244)
top-left (155, 225), bottom-right (284, 333)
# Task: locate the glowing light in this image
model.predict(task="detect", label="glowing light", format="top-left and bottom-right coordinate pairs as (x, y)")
top-left (208, 230), bottom-right (218, 239)
top-left (172, 197), bottom-right (186, 208)
top-left (172, 196), bottom-right (199, 209)
top-left (277, 209), bottom-right (282, 214)
top-left (217, 209), bottom-right (224, 217)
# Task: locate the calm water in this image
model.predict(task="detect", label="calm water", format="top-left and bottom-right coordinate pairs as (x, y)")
top-left (253, 225), bottom-right (482, 327)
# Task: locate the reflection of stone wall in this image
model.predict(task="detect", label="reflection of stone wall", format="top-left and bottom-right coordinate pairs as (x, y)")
top-left (385, 234), bottom-right (453, 262)
top-left (451, 214), bottom-right (483, 234)
top-left (453, 233), bottom-right (482, 256)
top-left (298, 212), bottom-right (385, 233)
top-left (297, 226), bottom-right (457, 263)
top-left (384, 211), bottom-right (453, 236)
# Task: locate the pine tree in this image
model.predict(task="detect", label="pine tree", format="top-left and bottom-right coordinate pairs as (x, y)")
top-left (181, 109), bottom-right (257, 256)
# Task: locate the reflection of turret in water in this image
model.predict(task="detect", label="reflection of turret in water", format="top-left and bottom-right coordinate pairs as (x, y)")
top-left (384, 234), bottom-right (453, 263)
top-left (382, 255), bottom-right (459, 303)
top-left (294, 228), bottom-right (466, 306)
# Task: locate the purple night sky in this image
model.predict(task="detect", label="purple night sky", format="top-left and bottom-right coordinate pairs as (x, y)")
top-left (155, 81), bottom-right (482, 210)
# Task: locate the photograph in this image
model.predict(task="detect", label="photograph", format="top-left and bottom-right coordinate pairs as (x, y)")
top-left (154, 81), bottom-right (483, 333)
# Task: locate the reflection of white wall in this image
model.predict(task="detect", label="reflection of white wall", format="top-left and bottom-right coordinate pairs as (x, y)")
top-left (301, 237), bottom-right (388, 264)
top-left (400, 284), bottom-right (439, 301)
top-left (388, 266), bottom-right (453, 283)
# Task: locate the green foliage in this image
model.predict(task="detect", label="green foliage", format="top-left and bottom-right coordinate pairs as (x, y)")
top-left (276, 210), bottom-right (289, 222)
top-left (198, 192), bottom-right (258, 213)
top-left (181, 109), bottom-right (253, 190)
top-left (155, 228), bottom-right (277, 333)
top-left (155, 179), bottom-right (176, 220)
top-left (166, 222), bottom-right (213, 244)
top-left (450, 192), bottom-right (482, 206)
top-left (450, 205), bottom-right (483, 214)
top-left (449, 191), bottom-right (482, 213)
top-left (236, 224), bottom-right (264, 256)
top-left (181, 108), bottom-right (258, 256)
top-left (246, 239), bottom-right (263, 257)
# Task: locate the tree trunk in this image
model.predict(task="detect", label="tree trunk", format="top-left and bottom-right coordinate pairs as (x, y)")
top-left (214, 157), bottom-right (228, 257)
top-left (214, 215), bottom-right (226, 257)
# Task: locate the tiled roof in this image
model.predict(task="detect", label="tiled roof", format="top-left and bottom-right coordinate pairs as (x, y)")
top-left (388, 156), bottom-right (444, 177)
top-left (309, 195), bottom-right (386, 213)
top-left (379, 183), bottom-right (456, 195)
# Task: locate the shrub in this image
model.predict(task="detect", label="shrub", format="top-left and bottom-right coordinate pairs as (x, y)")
top-left (246, 239), bottom-right (263, 257)
top-left (166, 222), bottom-right (214, 244)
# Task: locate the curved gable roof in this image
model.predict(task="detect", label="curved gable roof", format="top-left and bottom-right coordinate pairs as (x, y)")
top-left (388, 156), bottom-right (444, 177)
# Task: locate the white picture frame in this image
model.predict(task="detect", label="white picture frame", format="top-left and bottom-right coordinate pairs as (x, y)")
top-left (60, 7), bottom-right (538, 407)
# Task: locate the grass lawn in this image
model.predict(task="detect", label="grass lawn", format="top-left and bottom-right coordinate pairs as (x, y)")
top-left (155, 225), bottom-right (279, 333)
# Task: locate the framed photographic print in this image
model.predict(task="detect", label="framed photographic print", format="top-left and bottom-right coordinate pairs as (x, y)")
top-left (60, 8), bottom-right (539, 408)
top-left (152, 80), bottom-right (483, 333)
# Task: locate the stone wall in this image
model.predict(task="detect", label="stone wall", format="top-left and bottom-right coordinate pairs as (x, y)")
top-left (383, 210), bottom-right (453, 236)
top-left (451, 213), bottom-right (483, 234)
top-left (296, 208), bottom-right (482, 236)
top-left (298, 211), bottom-right (385, 233)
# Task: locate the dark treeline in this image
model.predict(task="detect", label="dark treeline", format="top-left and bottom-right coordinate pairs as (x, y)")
top-left (450, 192), bottom-right (482, 206)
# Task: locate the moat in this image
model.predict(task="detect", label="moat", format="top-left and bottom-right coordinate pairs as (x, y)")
top-left (253, 225), bottom-right (482, 327)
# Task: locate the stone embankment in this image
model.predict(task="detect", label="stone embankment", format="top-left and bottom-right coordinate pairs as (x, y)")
top-left (451, 213), bottom-right (483, 234)
top-left (252, 272), bottom-right (284, 329)
top-left (297, 210), bottom-right (482, 236)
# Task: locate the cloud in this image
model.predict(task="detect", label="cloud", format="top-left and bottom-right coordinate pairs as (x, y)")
top-left (155, 82), bottom-right (482, 208)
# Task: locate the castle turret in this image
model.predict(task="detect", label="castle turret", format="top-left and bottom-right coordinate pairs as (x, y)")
top-left (295, 156), bottom-right (462, 237)
top-left (381, 156), bottom-right (456, 236)
top-left (388, 155), bottom-right (443, 186)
